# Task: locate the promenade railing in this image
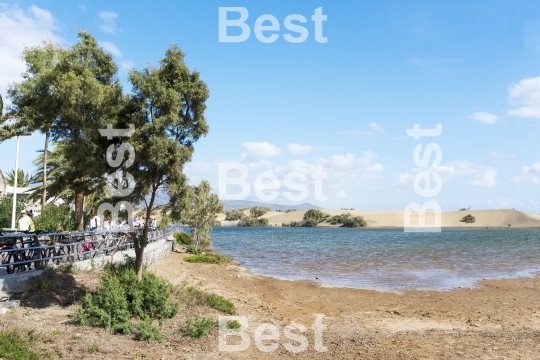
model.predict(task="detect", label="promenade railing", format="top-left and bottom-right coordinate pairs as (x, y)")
top-left (0, 227), bottom-right (174, 275)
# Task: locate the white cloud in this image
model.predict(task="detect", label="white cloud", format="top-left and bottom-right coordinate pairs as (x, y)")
top-left (98, 10), bottom-right (118, 34)
top-left (287, 143), bottom-right (312, 155)
top-left (99, 41), bottom-right (122, 57)
top-left (490, 151), bottom-right (517, 159)
top-left (507, 77), bottom-right (540, 118)
top-left (337, 190), bottom-right (347, 199)
top-left (393, 161), bottom-right (498, 189)
top-left (469, 112), bottom-right (498, 124)
top-left (510, 162), bottom-right (540, 185)
top-left (0, 5), bottom-right (62, 103)
top-left (120, 60), bottom-right (135, 72)
top-left (468, 168), bottom-right (497, 188)
top-left (341, 122), bottom-right (385, 135)
top-left (241, 142), bottom-right (282, 162)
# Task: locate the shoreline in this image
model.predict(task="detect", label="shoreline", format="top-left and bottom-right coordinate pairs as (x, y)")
top-left (148, 250), bottom-right (540, 358)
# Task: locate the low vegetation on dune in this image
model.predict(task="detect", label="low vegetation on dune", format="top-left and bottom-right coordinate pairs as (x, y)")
top-left (460, 214), bottom-right (476, 224)
top-left (224, 206), bottom-right (271, 227)
top-left (329, 213), bottom-right (368, 228)
top-left (282, 209), bottom-right (333, 227)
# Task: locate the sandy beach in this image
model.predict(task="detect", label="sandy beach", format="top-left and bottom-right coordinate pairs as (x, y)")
top-left (4, 247), bottom-right (540, 359)
top-left (148, 251), bottom-right (540, 359)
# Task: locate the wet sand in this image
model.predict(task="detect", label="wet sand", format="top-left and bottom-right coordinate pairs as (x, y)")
top-left (147, 250), bottom-right (540, 359)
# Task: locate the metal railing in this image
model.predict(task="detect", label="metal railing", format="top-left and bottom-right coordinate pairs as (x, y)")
top-left (0, 227), bottom-right (173, 275)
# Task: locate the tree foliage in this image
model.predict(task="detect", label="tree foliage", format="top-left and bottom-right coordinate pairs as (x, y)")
top-left (126, 44), bottom-right (210, 279)
top-left (249, 206), bottom-right (270, 218)
top-left (303, 209), bottom-right (330, 226)
top-left (7, 32), bottom-right (123, 230)
top-left (5, 169), bottom-right (33, 188)
top-left (329, 213), bottom-right (367, 228)
top-left (0, 197), bottom-right (24, 229)
top-left (33, 204), bottom-right (76, 232)
top-left (181, 181), bottom-right (223, 249)
top-left (224, 209), bottom-right (245, 221)
top-left (460, 214), bottom-right (475, 224)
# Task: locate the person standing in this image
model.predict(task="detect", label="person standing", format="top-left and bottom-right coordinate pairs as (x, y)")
top-left (17, 210), bottom-right (33, 232)
top-left (89, 216), bottom-right (97, 231)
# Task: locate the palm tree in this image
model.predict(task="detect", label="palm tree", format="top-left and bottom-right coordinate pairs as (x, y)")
top-left (5, 169), bottom-right (34, 188)
top-left (31, 141), bottom-right (112, 215)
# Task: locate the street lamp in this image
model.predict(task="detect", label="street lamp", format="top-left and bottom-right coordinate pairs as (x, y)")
top-left (11, 132), bottom-right (32, 229)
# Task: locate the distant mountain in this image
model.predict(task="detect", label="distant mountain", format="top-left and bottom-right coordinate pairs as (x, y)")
top-left (221, 200), bottom-right (321, 211)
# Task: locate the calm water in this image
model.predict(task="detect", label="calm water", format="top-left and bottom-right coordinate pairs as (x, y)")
top-left (207, 227), bottom-right (540, 291)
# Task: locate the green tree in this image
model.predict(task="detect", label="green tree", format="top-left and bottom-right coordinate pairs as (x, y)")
top-left (181, 181), bottom-right (223, 249)
top-left (0, 196), bottom-right (24, 229)
top-left (5, 169), bottom-right (33, 188)
top-left (7, 42), bottom-right (62, 210)
top-left (250, 206), bottom-right (270, 218)
top-left (303, 209), bottom-right (330, 227)
top-left (127, 44), bottom-right (210, 280)
top-left (225, 209), bottom-right (245, 221)
top-left (329, 213), bottom-right (367, 228)
top-left (460, 214), bottom-right (475, 224)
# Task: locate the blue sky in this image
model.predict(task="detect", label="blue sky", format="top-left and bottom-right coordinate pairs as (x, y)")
top-left (1, 0), bottom-right (539, 211)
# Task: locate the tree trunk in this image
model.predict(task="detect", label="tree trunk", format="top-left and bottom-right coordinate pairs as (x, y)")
top-left (41, 130), bottom-right (49, 210)
top-left (135, 185), bottom-right (157, 281)
top-left (74, 192), bottom-right (85, 230)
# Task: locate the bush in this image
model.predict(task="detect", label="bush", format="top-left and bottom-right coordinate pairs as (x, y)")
top-left (249, 206), bottom-right (270, 218)
top-left (184, 253), bottom-right (231, 264)
top-left (303, 209), bottom-right (330, 225)
top-left (0, 330), bottom-right (42, 360)
top-left (329, 213), bottom-right (367, 228)
top-left (238, 217), bottom-right (269, 227)
top-left (224, 209), bottom-right (245, 221)
top-left (182, 316), bottom-right (217, 339)
top-left (173, 232), bottom-right (192, 245)
top-left (185, 244), bottom-right (202, 255)
top-left (0, 196), bottom-right (24, 229)
top-left (75, 257), bottom-right (179, 339)
top-left (227, 320), bottom-right (242, 329)
top-left (34, 204), bottom-right (76, 231)
top-left (179, 286), bottom-right (236, 314)
top-left (460, 214), bottom-right (475, 224)
top-left (134, 319), bottom-right (166, 342)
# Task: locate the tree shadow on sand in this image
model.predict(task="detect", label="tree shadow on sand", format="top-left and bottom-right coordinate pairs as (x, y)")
top-left (20, 268), bottom-right (88, 309)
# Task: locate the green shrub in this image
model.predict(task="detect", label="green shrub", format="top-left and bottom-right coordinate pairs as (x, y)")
top-left (227, 320), bottom-right (242, 329)
top-left (238, 217), bottom-right (269, 227)
top-left (134, 319), bottom-right (166, 342)
top-left (184, 253), bottom-right (231, 264)
top-left (179, 286), bottom-right (236, 314)
top-left (34, 204), bottom-right (77, 231)
top-left (75, 257), bottom-right (178, 339)
top-left (0, 330), bottom-right (42, 360)
top-left (303, 209), bottom-right (330, 226)
top-left (185, 244), bottom-right (202, 254)
top-left (329, 213), bottom-right (367, 228)
top-left (249, 206), bottom-right (270, 218)
top-left (0, 196), bottom-right (24, 230)
top-left (224, 209), bottom-right (245, 221)
top-left (181, 316), bottom-right (217, 339)
top-left (460, 214), bottom-right (475, 224)
top-left (173, 232), bottom-right (192, 245)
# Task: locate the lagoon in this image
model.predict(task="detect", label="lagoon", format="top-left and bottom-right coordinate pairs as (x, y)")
top-left (209, 227), bottom-right (540, 291)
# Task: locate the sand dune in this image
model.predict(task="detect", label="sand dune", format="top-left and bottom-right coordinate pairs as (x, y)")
top-left (218, 208), bottom-right (540, 228)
